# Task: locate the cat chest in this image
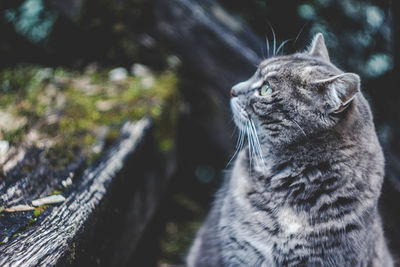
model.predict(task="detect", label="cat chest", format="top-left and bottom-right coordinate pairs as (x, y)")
top-left (276, 207), bottom-right (308, 235)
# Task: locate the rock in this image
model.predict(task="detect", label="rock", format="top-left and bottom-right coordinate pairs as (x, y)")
top-left (0, 111), bottom-right (27, 132)
top-left (131, 64), bottom-right (155, 89)
top-left (167, 55), bottom-right (181, 69)
top-left (35, 68), bottom-right (54, 82)
top-left (61, 177), bottom-right (73, 188)
top-left (2, 148), bottom-right (26, 174)
top-left (91, 126), bottom-right (109, 154)
top-left (137, 34), bottom-right (156, 48)
top-left (73, 77), bottom-right (98, 95)
top-left (131, 64), bottom-right (152, 77)
top-left (0, 141), bottom-right (9, 158)
top-left (0, 140), bottom-right (9, 166)
top-left (141, 76), bottom-right (155, 89)
top-left (108, 67), bottom-right (128, 82)
top-left (84, 63), bottom-right (99, 75)
top-left (95, 100), bottom-right (116, 111)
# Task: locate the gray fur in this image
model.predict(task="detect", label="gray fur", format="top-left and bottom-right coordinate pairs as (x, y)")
top-left (187, 33), bottom-right (394, 267)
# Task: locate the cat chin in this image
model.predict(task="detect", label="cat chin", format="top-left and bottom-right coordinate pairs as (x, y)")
top-left (230, 98), bottom-right (250, 131)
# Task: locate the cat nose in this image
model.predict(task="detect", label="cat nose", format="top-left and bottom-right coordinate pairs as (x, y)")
top-left (231, 80), bottom-right (249, 97)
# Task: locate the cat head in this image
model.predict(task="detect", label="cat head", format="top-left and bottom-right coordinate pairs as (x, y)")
top-left (230, 33), bottom-right (362, 151)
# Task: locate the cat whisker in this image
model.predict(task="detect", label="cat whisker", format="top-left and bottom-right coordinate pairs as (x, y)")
top-left (266, 24), bottom-right (277, 56)
top-left (230, 125), bottom-right (237, 138)
top-left (227, 128), bottom-right (246, 167)
top-left (276, 39), bottom-right (292, 55)
top-left (246, 121), bottom-right (253, 168)
top-left (271, 26), bottom-right (277, 56)
top-left (266, 21), bottom-right (277, 56)
top-left (265, 36), bottom-right (270, 58)
top-left (290, 119), bottom-right (308, 138)
top-left (239, 128), bottom-right (245, 150)
top-left (249, 119), bottom-right (266, 170)
top-left (243, 118), bottom-right (266, 172)
top-left (293, 22), bottom-right (309, 48)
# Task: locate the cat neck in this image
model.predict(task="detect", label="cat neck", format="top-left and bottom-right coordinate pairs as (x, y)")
top-left (248, 132), bottom-right (350, 171)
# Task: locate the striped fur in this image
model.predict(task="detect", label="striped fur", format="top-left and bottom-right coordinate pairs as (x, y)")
top-left (187, 33), bottom-right (393, 267)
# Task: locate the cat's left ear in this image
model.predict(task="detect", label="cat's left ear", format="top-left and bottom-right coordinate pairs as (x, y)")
top-left (312, 73), bottom-right (360, 114)
top-left (308, 33), bottom-right (330, 62)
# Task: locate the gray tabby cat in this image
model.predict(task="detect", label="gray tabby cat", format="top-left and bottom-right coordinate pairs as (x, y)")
top-left (187, 33), bottom-right (394, 266)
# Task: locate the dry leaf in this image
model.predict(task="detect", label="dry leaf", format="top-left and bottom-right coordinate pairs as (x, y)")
top-left (32, 195), bottom-right (66, 207)
top-left (4, 205), bottom-right (35, 212)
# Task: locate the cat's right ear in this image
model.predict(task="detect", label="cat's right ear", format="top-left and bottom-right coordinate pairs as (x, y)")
top-left (312, 73), bottom-right (360, 114)
top-left (308, 33), bottom-right (330, 62)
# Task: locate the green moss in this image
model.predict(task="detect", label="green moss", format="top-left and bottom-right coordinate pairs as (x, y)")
top-left (70, 242), bottom-right (76, 261)
top-left (6, 204), bottom-right (50, 241)
top-left (161, 220), bottom-right (202, 263)
top-left (159, 193), bottom-right (206, 264)
top-left (50, 190), bottom-right (62, 196)
top-left (150, 73), bottom-right (180, 153)
top-left (33, 205), bottom-right (49, 218)
top-left (1, 127), bottom-right (27, 146)
top-left (0, 65), bottom-right (180, 244)
top-left (0, 65), bottom-right (180, 172)
top-left (0, 65), bottom-right (38, 95)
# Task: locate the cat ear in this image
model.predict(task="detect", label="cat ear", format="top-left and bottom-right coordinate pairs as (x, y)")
top-left (312, 73), bottom-right (360, 114)
top-left (308, 33), bottom-right (330, 62)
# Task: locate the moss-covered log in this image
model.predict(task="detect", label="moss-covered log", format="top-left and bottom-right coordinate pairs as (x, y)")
top-left (0, 118), bottom-right (176, 266)
top-left (0, 62), bottom-right (179, 265)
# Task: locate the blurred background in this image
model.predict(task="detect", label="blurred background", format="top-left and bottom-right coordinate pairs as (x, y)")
top-left (0, 0), bottom-right (399, 266)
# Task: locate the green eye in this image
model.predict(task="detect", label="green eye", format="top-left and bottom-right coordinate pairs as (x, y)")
top-left (260, 83), bottom-right (272, 96)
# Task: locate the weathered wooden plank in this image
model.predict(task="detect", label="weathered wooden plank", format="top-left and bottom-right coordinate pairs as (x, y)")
top-left (156, 0), bottom-right (262, 90)
top-left (156, 0), bottom-right (263, 156)
top-left (0, 118), bottom-right (154, 266)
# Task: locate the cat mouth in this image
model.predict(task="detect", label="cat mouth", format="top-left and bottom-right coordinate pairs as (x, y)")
top-left (230, 98), bottom-right (249, 131)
